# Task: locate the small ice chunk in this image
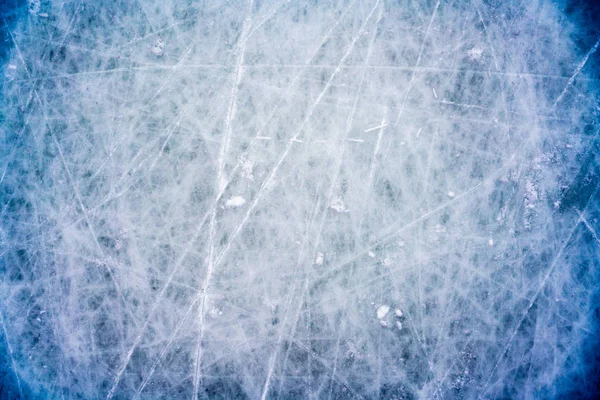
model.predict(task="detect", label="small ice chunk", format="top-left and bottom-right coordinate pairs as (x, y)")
top-left (376, 305), bottom-right (390, 319)
top-left (447, 191), bottom-right (455, 198)
top-left (262, 297), bottom-right (277, 313)
top-left (151, 39), bottom-right (165, 56)
top-left (209, 307), bottom-right (223, 318)
top-left (380, 320), bottom-right (389, 328)
top-left (225, 196), bottom-right (246, 208)
top-left (395, 321), bottom-right (403, 331)
top-left (467, 47), bottom-right (484, 62)
top-left (314, 252), bottom-right (324, 266)
top-left (368, 251), bottom-right (375, 258)
top-left (394, 308), bottom-right (403, 318)
top-left (488, 238), bottom-right (494, 246)
top-left (330, 198), bottom-right (348, 213)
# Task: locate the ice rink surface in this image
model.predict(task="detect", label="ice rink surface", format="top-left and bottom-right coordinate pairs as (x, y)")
top-left (1, 0), bottom-right (600, 398)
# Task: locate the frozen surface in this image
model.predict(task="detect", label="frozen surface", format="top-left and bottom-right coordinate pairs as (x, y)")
top-left (1, 0), bottom-right (600, 398)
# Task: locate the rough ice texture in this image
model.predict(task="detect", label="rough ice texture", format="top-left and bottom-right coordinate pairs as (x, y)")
top-left (1, 0), bottom-right (599, 399)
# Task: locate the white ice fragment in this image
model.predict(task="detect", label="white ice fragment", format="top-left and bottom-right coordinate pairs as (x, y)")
top-left (262, 297), bottom-right (277, 313)
top-left (314, 252), bottom-right (324, 266)
top-left (395, 320), bottom-right (403, 331)
top-left (398, 240), bottom-right (405, 247)
top-left (225, 196), bottom-right (246, 208)
top-left (376, 305), bottom-right (390, 319)
top-left (368, 251), bottom-right (375, 258)
top-left (467, 47), bottom-right (484, 62)
top-left (447, 191), bottom-right (455, 198)
top-left (432, 87), bottom-right (438, 99)
top-left (383, 257), bottom-right (393, 266)
top-left (380, 320), bottom-right (389, 328)
top-left (151, 39), bottom-right (165, 56)
top-left (7, 64), bottom-right (16, 70)
top-left (394, 308), bottom-right (403, 318)
top-left (209, 307), bottom-right (223, 318)
top-left (434, 224), bottom-right (446, 233)
top-left (488, 238), bottom-right (494, 246)
top-left (330, 198), bottom-right (348, 213)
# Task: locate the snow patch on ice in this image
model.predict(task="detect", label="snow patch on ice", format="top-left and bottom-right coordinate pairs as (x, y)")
top-left (225, 196), bottom-right (246, 208)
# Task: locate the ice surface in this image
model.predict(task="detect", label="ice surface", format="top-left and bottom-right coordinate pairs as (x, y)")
top-left (1, 0), bottom-right (599, 398)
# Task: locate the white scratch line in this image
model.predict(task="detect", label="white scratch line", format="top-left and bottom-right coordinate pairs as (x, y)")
top-left (392, 0), bottom-right (440, 127)
top-left (194, 2), bottom-right (254, 398)
top-left (576, 208), bottom-right (600, 247)
top-left (440, 100), bottom-right (486, 110)
top-left (552, 37), bottom-right (600, 109)
top-left (364, 123), bottom-right (388, 133)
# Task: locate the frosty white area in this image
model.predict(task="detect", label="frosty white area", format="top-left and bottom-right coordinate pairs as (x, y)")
top-left (1, 0), bottom-right (600, 398)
